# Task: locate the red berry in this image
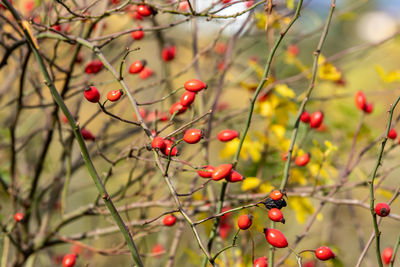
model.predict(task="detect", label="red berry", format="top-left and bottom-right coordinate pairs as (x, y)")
top-left (152, 136), bottom-right (166, 150)
top-left (268, 208), bottom-right (285, 223)
top-left (139, 67), bottom-right (153, 79)
top-left (25, 0), bottom-right (34, 12)
top-left (129, 60), bottom-right (146, 74)
top-left (84, 86), bottom-right (100, 103)
top-left (264, 228), bottom-right (288, 248)
top-left (364, 102), bottom-right (373, 114)
top-left (225, 170), bottom-right (244, 183)
top-left (197, 165), bottom-right (215, 178)
top-left (184, 79), bottom-right (207, 92)
top-left (300, 111), bottom-right (311, 123)
top-left (355, 91), bottom-right (367, 111)
top-left (162, 140), bottom-right (178, 156)
top-left (237, 214), bottom-right (252, 230)
top-left (137, 4), bottom-right (153, 16)
top-left (131, 27), bottom-right (144, 40)
top-left (107, 89), bottom-right (123, 102)
top-left (253, 256), bottom-right (268, 267)
top-left (287, 44), bottom-right (300, 57)
top-left (85, 60), bottom-right (103, 74)
top-left (375, 202), bottom-right (390, 217)
top-left (152, 244), bottom-right (164, 258)
top-left (163, 214), bottom-right (177, 226)
top-left (295, 153), bottom-right (310, 167)
top-left (179, 1), bottom-right (189, 11)
top-left (303, 261), bottom-right (315, 267)
top-left (170, 102), bottom-right (187, 115)
top-left (269, 190), bottom-right (283, 201)
top-left (180, 91), bottom-right (196, 107)
top-left (221, 0), bottom-right (231, 3)
top-left (211, 164), bottom-right (233, 181)
top-left (62, 254), bottom-right (76, 267)
top-left (14, 212), bottom-right (24, 222)
top-left (183, 129), bottom-right (203, 144)
top-left (382, 247), bottom-right (393, 265)
top-left (315, 246), bottom-right (335, 261)
top-left (81, 129), bottom-right (95, 141)
top-left (388, 129), bottom-right (397, 140)
top-left (217, 129), bottom-right (239, 142)
top-left (310, 111), bottom-right (324, 129)
top-left (162, 46), bottom-right (176, 62)
top-left (219, 222), bottom-right (232, 240)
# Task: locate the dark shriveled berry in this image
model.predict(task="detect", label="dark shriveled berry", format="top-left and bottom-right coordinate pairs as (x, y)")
top-left (262, 197), bottom-right (287, 210)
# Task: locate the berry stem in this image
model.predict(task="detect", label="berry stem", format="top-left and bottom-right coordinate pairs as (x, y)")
top-left (369, 95), bottom-right (400, 267)
top-left (280, 0), bottom-right (336, 192)
top-left (389, 233), bottom-right (400, 267)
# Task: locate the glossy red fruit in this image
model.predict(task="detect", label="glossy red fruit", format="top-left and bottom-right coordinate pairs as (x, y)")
top-left (315, 246), bottom-right (335, 261)
top-left (152, 136), bottom-right (166, 150)
top-left (197, 165), bottom-right (215, 178)
top-left (268, 208), bottom-right (285, 223)
top-left (310, 111), bottom-right (324, 129)
top-left (62, 254), bottom-right (76, 267)
top-left (382, 247), bottom-right (393, 265)
top-left (217, 129), bottom-right (239, 142)
top-left (180, 91), bottom-right (196, 107)
top-left (163, 214), bottom-right (177, 226)
top-left (162, 46), bottom-right (176, 62)
top-left (183, 129), bottom-right (203, 144)
top-left (253, 256), bottom-right (268, 267)
top-left (300, 111), bottom-right (311, 123)
top-left (269, 190), bottom-right (283, 201)
top-left (14, 212), bottom-right (24, 222)
top-left (264, 228), bottom-right (288, 248)
top-left (388, 129), bottom-right (397, 140)
top-left (303, 261), bottom-right (315, 267)
top-left (212, 164), bottom-right (233, 181)
top-left (375, 202), bottom-right (390, 217)
top-left (85, 60), bottom-right (103, 74)
top-left (137, 4), bottom-right (153, 16)
top-left (129, 60), bottom-right (146, 74)
top-left (139, 67), bottom-right (153, 79)
top-left (364, 102), bottom-right (373, 113)
top-left (170, 102), bottom-right (187, 115)
top-left (355, 91), bottom-right (367, 111)
top-left (131, 27), bottom-right (144, 40)
top-left (226, 170), bottom-right (244, 183)
top-left (107, 89), bottom-right (123, 102)
top-left (84, 86), bottom-right (100, 103)
top-left (184, 79), bottom-right (207, 92)
top-left (295, 153), bottom-right (310, 167)
top-left (237, 214), bottom-right (252, 230)
top-left (221, 0), bottom-right (231, 3)
top-left (162, 140), bottom-right (178, 157)
top-left (81, 129), bottom-right (95, 141)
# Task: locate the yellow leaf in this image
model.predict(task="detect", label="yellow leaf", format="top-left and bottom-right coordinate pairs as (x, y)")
top-left (318, 62), bottom-right (342, 81)
top-left (375, 65), bottom-right (400, 83)
top-left (259, 182), bottom-right (274, 194)
top-left (376, 188), bottom-right (393, 199)
top-left (290, 169), bottom-right (307, 185)
top-left (275, 84), bottom-right (295, 98)
top-left (271, 124), bottom-right (285, 139)
top-left (288, 197), bottom-right (315, 224)
top-left (241, 177), bottom-right (261, 191)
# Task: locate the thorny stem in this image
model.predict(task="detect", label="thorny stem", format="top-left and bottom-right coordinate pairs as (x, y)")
top-left (200, 0), bottom-right (304, 266)
top-left (280, 0), bottom-right (336, 191)
top-left (369, 95), bottom-right (400, 267)
top-left (2, 2), bottom-right (144, 266)
top-left (389, 234), bottom-right (400, 267)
